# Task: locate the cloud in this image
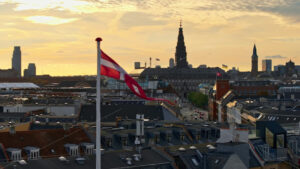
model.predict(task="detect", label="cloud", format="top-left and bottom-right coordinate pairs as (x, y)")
top-left (265, 55), bottom-right (287, 59)
top-left (25, 16), bottom-right (77, 25)
top-left (0, 0), bottom-right (99, 13)
top-left (119, 12), bottom-right (166, 29)
top-left (270, 37), bottom-right (300, 42)
top-left (260, 0), bottom-right (300, 22)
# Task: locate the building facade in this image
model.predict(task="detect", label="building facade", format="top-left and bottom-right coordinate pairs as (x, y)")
top-left (0, 69), bottom-right (18, 78)
top-left (262, 59), bottom-right (272, 72)
top-left (140, 23), bottom-right (227, 98)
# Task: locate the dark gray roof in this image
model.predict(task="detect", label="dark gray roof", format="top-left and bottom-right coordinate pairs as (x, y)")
top-left (0, 112), bottom-right (27, 118)
top-left (79, 104), bottom-right (165, 122)
top-left (206, 152), bottom-right (231, 169)
top-left (232, 80), bottom-right (275, 86)
top-left (102, 148), bottom-right (173, 169)
top-left (58, 80), bottom-right (96, 88)
top-left (140, 67), bottom-right (227, 80)
top-left (2, 149), bottom-right (174, 169)
top-left (249, 149), bottom-right (261, 168)
top-left (256, 121), bottom-right (286, 134)
top-left (255, 107), bottom-right (300, 124)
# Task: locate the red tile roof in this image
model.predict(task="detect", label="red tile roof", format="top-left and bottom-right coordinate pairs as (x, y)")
top-left (0, 127), bottom-right (91, 159)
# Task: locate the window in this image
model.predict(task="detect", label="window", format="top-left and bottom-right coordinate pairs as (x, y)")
top-left (277, 134), bottom-right (284, 148)
top-left (266, 128), bottom-right (274, 147)
top-left (155, 135), bottom-right (160, 144)
top-left (167, 135), bottom-right (171, 143)
top-left (121, 137), bottom-right (127, 146)
top-left (196, 134), bottom-right (201, 140)
top-left (180, 134), bottom-right (185, 141)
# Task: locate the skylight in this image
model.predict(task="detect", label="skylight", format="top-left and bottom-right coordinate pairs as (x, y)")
top-left (191, 158), bottom-right (199, 166)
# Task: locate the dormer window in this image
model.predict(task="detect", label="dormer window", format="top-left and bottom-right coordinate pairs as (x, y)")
top-left (154, 135), bottom-right (160, 144)
top-left (121, 137), bottom-right (128, 146)
top-left (196, 134), bottom-right (201, 141)
top-left (24, 146), bottom-right (40, 160)
top-left (6, 148), bottom-right (22, 161)
top-left (167, 134), bottom-right (171, 143)
top-left (180, 134), bottom-right (185, 141)
top-left (81, 143), bottom-right (95, 155)
top-left (106, 138), bottom-right (112, 147)
top-left (64, 144), bottom-right (79, 157)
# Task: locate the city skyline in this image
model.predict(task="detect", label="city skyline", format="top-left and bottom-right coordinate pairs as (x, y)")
top-left (0, 0), bottom-right (300, 76)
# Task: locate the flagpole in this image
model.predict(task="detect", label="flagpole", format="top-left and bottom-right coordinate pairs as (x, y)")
top-left (95, 37), bottom-right (102, 169)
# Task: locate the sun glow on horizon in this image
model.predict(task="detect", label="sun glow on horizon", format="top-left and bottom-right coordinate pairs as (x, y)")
top-left (0, 0), bottom-right (299, 76)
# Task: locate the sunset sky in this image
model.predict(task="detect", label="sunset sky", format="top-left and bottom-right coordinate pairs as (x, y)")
top-left (0, 0), bottom-right (300, 76)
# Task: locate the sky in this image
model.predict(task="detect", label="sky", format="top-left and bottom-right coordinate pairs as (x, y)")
top-left (0, 0), bottom-right (300, 76)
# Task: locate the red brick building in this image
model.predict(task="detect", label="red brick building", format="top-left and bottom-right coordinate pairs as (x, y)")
top-left (209, 80), bottom-right (230, 121)
top-left (231, 80), bottom-right (277, 96)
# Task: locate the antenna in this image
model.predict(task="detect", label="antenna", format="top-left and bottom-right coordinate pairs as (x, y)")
top-left (135, 114), bottom-right (144, 155)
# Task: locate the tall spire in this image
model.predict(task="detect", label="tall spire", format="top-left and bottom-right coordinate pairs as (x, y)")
top-left (251, 44), bottom-right (258, 77)
top-left (175, 20), bottom-right (188, 68)
top-left (253, 44), bottom-right (257, 55)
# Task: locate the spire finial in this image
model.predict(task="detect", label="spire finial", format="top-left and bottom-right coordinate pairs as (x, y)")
top-left (180, 19), bottom-right (182, 28)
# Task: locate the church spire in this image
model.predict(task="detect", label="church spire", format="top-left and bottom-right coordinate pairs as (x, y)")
top-left (251, 44), bottom-right (258, 77)
top-left (175, 20), bottom-right (188, 68)
top-left (253, 44), bottom-right (257, 55)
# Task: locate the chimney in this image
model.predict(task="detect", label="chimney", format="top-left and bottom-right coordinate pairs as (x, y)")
top-left (291, 94), bottom-right (295, 100)
top-left (9, 122), bottom-right (16, 135)
top-left (63, 123), bottom-right (70, 131)
top-left (280, 103), bottom-right (286, 111)
top-left (135, 114), bottom-right (144, 155)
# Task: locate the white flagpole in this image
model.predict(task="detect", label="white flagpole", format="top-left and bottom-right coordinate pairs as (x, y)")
top-left (95, 37), bottom-right (102, 169)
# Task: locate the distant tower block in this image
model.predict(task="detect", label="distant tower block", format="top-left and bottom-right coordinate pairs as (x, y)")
top-left (262, 59), bottom-right (272, 73)
top-left (12, 46), bottom-right (21, 77)
top-left (24, 63), bottom-right (36, 78)
top-left (169, 58), bottom-right (175, 68)
top-left (251, 44), bottom-right (258, 77)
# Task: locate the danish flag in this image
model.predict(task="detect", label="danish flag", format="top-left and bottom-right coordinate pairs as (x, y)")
top-left (100, 50), bottom-right (174, 105)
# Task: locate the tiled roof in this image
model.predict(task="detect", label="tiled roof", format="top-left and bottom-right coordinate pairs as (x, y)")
top-left (0, 127), bottom-right (91, 160)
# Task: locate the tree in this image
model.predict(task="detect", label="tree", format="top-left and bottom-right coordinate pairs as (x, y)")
top-left (187, 92), bottom-right (208, 109)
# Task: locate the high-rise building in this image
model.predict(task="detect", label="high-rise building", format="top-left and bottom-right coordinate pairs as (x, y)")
top-left (169, 58), bottom-right (175, 68)
top-left (24, 63), bottom-right (36, 78)
top-left (175, 21), bottom-right (188, 68)
top-left (12, 46), bottom-right (21, 77)
top-left (251, 44), bottom-right (258, 77)
top-left (262, 59), bottom-right (272, 72)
